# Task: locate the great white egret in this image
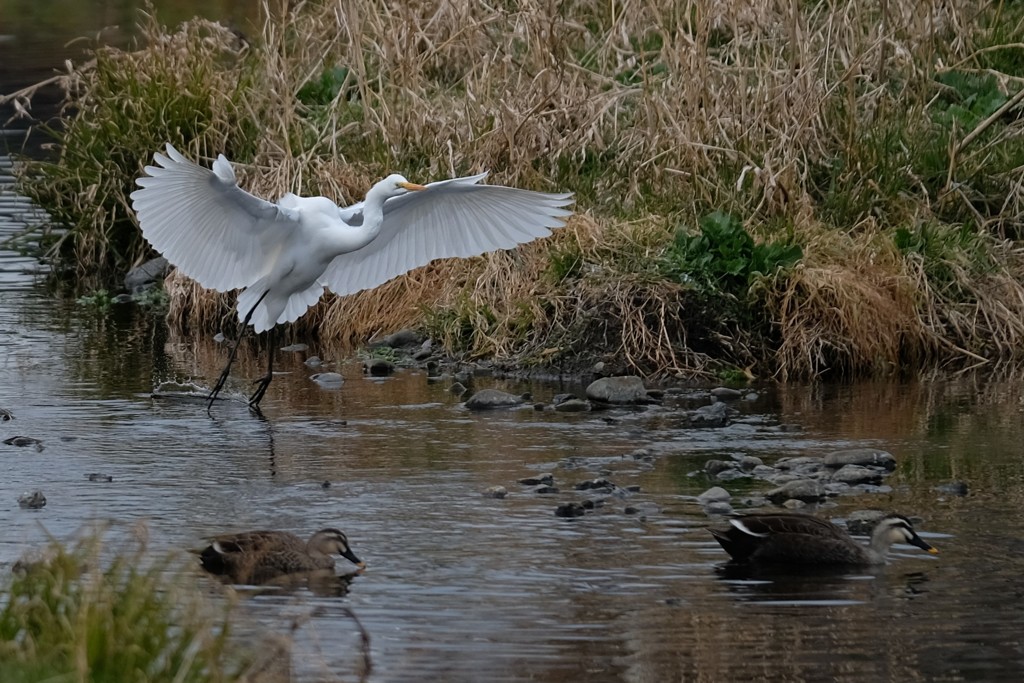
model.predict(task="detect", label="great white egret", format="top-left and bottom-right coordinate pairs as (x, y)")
top-left (130, 144), bottom-right (574, 410)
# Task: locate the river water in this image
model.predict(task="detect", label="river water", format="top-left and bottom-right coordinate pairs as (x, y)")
top-left (4, 6), bottom-right (1024, 683)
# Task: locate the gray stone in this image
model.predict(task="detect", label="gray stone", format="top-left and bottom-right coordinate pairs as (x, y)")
top-left (752, 464), bottom-right (778, 479)
top-left (304, 356), bottom-right (323, 367)
top-left (689, 401), bottom-right (731, 426)
top-left (823, 448), bottom-right (896, 470)
top-left (585, 376), bottom-right (648, 404)
top-left (0, 408), bottom-right (13, 421)
top-left (464, 389), bottom-right (525, 411)
top-left (519, 474), bottom-right (554, 486)
top-left (782, 498), bottom-right (807, 510)
top-left (766, 479), bottom-right (825, 504)
top-left (710, 387), bottom-right (744, 399)
top-left (124, 256), bottom-right (170, 293)
top-left (739, 456), bottom-right (764, 471)
top-left (831, 464), bottom-right (885, 485)
top-left (86, 473), bottom-right (113, 482)
top-left (280, 343), bottom-right (308, 352)
top-left (697, 486), bottom-right (731, 504)
top-left (482, 486), bottom-right (508, 499)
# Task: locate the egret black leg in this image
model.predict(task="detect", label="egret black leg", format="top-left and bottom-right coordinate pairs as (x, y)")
top-left (207, 290), bottom-right (268, 411)
top-left (248, 327), bottom-right (275, 408)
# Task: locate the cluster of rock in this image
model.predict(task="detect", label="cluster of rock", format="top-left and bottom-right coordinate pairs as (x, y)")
top-left (697, 448), bottom-right (903, 515)
top-left (483, 470), bottom-right (648, 519)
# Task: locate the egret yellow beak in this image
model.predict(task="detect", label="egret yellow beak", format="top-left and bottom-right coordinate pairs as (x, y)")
top-left (399, 181), bottom-right (427, 191)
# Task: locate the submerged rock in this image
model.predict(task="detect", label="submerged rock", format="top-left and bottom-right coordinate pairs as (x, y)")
top-left (710, 387), bottom-right (744, 399)
top-left (124, 256), bottom-right (169, 293)
top-left (0, 408), bottom-right (12, 420)
top-left (689, 401), bottom-right (731, 427)
top-left (310, 372), bottom-right (345, 389)
top-left (830, 464), bottom-right (885, 485)
top-left (18, 490), bottom-right (46, 509)
top-left (519, 474), bottom-right (554, 486)
top-left (3, 435), bottom-right (43, 451)
top-left (585, 376), bottom-right (648, 404)
top-left (365, 358), bottom-right (396, 377)
top-left (823, 448), bottom-right (896, 470)
top-left (766, 479), bottom-right (825, 504)
top-left (86, 473), bottom-right (113, 482)
top-left (555, 502), bottom-right (587, 518)
top-left (464, 389), bottom-right (525, 411)
top-left (553, 398), bottom-right (590, 412)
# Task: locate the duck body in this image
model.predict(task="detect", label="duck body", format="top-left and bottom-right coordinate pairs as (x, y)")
top-left (711, 513), bottom-right (937, 566)
top-left (199, 528), bottom-right (363, 584)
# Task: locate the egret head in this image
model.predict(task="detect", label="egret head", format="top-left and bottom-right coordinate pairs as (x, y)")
top-left (375, 173), bottom-right (427, 199)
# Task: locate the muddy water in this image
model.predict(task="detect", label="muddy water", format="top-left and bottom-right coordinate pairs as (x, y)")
top-left (3, 156), bottom-right (1024, 682)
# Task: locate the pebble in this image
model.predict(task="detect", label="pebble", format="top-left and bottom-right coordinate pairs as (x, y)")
top-left (304, 356), bottom-right (323, 367)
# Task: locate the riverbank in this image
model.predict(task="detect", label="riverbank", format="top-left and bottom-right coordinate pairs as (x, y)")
top-left (5, 0), bottom-right (1024, 379)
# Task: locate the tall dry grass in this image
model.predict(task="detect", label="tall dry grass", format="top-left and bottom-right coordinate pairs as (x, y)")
top-left (10, 0), bottom-right (1024, 378)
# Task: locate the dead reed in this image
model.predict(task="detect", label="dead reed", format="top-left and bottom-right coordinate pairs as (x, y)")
top-left (9, 0), bottom-right (1024, 378)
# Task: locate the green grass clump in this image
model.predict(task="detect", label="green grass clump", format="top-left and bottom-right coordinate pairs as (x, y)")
top-left (0, 530), bottom-right (260, 683)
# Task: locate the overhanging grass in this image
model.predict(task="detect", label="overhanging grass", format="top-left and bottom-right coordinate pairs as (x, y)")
top-left (6, 0), bottom-right (1024, 378)
top-left (0, 527), bottom-right (270, 682)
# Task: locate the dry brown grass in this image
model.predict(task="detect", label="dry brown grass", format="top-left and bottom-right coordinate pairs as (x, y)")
top-left (13, 0), bottom-right (1024, 378)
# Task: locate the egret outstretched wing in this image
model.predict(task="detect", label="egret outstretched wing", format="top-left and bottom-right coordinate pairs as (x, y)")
top-left (130, 144), bottom-right (299, 292)
top-left (321, 175), bottom-right (574, 296)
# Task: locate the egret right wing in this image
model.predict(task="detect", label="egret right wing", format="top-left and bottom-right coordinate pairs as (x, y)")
top-left (130, 144), bottom-right (299, 292)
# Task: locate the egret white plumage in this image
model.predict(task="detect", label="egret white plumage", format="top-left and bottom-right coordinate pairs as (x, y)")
top-left (130, 144), bottom-right (574, 410)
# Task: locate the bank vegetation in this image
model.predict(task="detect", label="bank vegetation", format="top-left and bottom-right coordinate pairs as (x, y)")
top-left (5, 0), bottom-right (1024, 379)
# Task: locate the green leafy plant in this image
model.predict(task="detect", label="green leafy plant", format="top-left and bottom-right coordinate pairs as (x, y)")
top-left (664, 211), bottom-right (802, 295)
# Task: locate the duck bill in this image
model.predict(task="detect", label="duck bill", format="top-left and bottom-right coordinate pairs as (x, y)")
top-left (909, 535), bottom-right (939, 554)
top-left (342, 548), bottom-right (366, 569)
top-left (399, 181), bottom-right (427, 191)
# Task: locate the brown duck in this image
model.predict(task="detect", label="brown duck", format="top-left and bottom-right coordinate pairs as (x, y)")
top-left (711, 513), bottom-right (938, 566)
top-left (199, 528), bottom-right (364, 584)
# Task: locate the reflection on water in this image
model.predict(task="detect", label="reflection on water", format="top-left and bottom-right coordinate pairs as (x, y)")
top-left (4, 155), bottom-right (1024, 681)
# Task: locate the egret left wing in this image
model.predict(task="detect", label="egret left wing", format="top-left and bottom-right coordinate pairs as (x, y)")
top-left (320, 174), bottom-right (573, 297)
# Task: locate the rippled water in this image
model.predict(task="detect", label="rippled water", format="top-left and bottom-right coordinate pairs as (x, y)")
top-left (3, 155), bottom-right (1024, 682)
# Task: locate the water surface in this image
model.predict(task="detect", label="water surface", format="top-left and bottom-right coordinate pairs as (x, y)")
top-left (3, 156), bottom-right (1024, 682)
